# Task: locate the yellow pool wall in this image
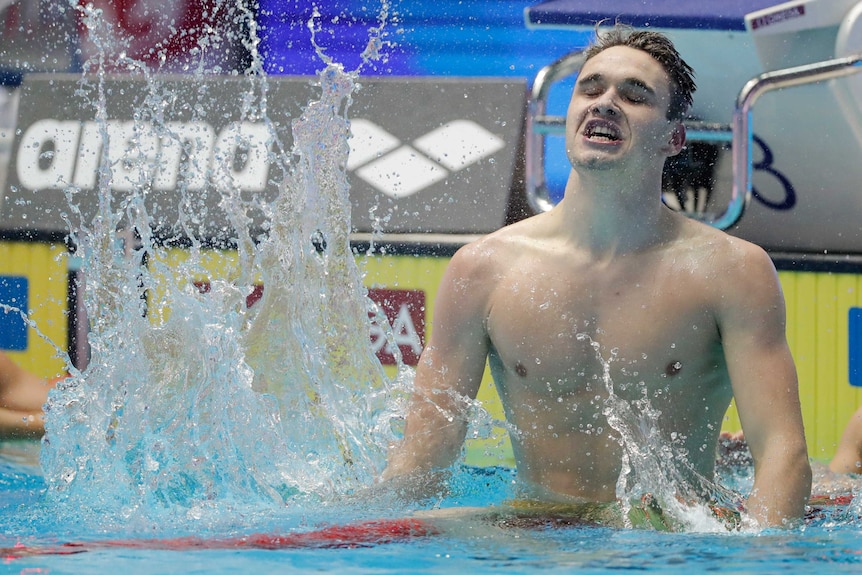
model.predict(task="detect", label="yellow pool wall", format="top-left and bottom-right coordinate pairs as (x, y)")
top-left (2, 239), bottom-right (860, 465)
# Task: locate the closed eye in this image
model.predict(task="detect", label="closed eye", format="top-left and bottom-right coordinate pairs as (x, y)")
top-left (576, 76), bottom-right (604, 97)
top-left (576, 74), bottom-right (656, 104)
top-left (582, 88), bottom-right (604, 98)
top-left (620, 80), bottom-right (655, 104)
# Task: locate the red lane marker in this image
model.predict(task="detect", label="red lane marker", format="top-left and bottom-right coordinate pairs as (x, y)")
top-left (1, 518), bottom-right (435, 559)
top-left (5, 495), bottom-right (855, 559)
top-left (805, 493), bottom-right (856, 523)
top-left (808, 494), bottom-right (854, 507)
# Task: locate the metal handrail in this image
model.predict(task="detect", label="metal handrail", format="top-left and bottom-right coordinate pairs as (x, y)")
top-left (720, 52), bottom-right (862, 229)
top-left (524, 50), bottom-right (862, 229)
top-left (525, 50), bottom-right (586, 214)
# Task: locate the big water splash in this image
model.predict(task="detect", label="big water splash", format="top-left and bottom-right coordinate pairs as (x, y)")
top-left (39, 0), bottom-right (404, 528)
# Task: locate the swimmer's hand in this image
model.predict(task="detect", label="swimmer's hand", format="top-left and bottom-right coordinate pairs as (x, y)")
top-left (386, 470), bottom-right (450, 503)
top-left (361, 469), bottom-right (451, 505)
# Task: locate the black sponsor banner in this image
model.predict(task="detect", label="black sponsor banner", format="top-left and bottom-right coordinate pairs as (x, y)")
top-left (4, 74), bottom-right (526, 239)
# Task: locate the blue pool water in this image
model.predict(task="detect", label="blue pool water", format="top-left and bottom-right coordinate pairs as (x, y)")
top-left (3, 442), bottom-right (862, 574)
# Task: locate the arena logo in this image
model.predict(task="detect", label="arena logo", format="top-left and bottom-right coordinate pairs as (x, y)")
top-left (347, 118), bottom-right (506, 199)
top-left (16, 119), bottom-right (271, 193)
top-left (16, 117), bottom-right (505, 199)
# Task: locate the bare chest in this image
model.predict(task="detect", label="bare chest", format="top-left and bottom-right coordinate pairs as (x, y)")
top-left (485, 265), bottom-right (724, 401)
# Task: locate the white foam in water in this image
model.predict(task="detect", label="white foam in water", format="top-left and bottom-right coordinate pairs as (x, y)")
top-left (40, 0), bottom-right (404, 529)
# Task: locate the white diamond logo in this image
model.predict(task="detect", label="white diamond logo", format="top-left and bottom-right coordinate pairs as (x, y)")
top-left (354, 145), bottom-right (447, 199)
top-left (347, 118), bottom-right (401, 170)
top-left (413, 119), bottom-right (505, 171)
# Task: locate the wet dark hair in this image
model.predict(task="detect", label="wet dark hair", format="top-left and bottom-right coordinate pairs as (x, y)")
top-left (583, 25), bottom-right (696, 121)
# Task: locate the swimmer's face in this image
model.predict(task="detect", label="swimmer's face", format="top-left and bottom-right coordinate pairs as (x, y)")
top-left (565, 46), bottom-right (685, 172)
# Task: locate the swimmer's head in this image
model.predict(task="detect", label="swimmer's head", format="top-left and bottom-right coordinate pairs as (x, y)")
top-left (584, 25), bottom-right (696, 121)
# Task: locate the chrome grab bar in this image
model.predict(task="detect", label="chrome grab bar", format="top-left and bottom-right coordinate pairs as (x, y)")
top-left (722, 53), bottom-right (862, 229)
top-left (525, 50), bottom-right (586, 214)
top-left (525, 50), bottom-right (862, 229)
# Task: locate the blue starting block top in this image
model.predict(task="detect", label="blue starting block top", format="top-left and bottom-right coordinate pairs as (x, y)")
top-left (525, 0), bottom-right (783, 31)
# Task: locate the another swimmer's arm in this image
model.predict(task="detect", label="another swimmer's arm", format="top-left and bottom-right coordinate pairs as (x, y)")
top-left (382, 246), bottom-right (491, 489)
top-left (0, 353), bottom-right (51, 439)
top-left (720, 245), bottom-right (811, 527)
top-left (829, 407), bottom-right (862, 474)
top-left (0, 408), bottom-right (44, 439)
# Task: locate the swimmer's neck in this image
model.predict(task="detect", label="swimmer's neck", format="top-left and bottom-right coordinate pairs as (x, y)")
top-left (550, 173), bottom-right (679, 257)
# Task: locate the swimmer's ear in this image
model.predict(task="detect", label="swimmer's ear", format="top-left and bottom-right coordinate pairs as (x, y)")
top-left (662, 122), bottom-right (686, 156)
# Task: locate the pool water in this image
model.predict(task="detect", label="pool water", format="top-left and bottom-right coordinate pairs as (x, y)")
top-left (3, 442), bottom-right (862, 575)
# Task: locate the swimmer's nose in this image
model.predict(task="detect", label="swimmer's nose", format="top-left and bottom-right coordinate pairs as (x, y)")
top-left (591, 101), bottom-right (618, 117)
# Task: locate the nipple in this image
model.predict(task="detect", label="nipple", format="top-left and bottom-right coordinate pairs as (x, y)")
top-left (664, 360), bottom-right (682, 377)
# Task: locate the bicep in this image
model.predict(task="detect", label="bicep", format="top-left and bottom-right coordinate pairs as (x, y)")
top-left (718, 248), bottom-right (805, 458)
top-left (414, 247), bottom-right (492, 403)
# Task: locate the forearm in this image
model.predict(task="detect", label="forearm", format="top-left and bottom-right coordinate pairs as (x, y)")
top-left (0, 408), bottom-right (45, 439)
top-left (383, 350), bottom-right (479, 482)
top-left (383, 417), bottom-right (466, 480)
top-left (829, 441), bottom-right (862, 474)
top-left (746, 446), bottom-right (811, 527)
top-left (828, 411), bottom-right (862, 474)
top-left (380, 415), bottom-right (467, 502)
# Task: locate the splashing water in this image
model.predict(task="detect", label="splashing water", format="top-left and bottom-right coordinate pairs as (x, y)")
top-left (40, 1), bottom-right (404, 529)
top-left (575, 334), bottom-right (744, 531)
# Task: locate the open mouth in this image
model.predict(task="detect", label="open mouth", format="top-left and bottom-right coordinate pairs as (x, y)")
top-left (584, 120), bottom-right (621, 142)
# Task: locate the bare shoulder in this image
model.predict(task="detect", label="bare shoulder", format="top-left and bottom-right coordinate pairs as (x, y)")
top-left (429, 219), bottom-right (542, 343)
top-left (449, 216), bottom-right (542, 280)
top-left (678, 219), bottom-right (781, 308)
top-left (681, 220), bottom-right (776, 277)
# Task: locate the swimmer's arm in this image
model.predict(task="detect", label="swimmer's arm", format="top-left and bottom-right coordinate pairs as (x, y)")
top-left (382, 246), bottom-right (491, 488)
top-left (719, 244), bottom-right (811, 527)
top-left (0, 408), bottom-right (44, 439)
top-left (829, 407), bottom-right (862, 474)
top-left (0, 353), bottom-right (52, 439)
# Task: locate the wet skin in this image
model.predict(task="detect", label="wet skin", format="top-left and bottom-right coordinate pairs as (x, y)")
top-left (385, 45), bottom-right (810, 526)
